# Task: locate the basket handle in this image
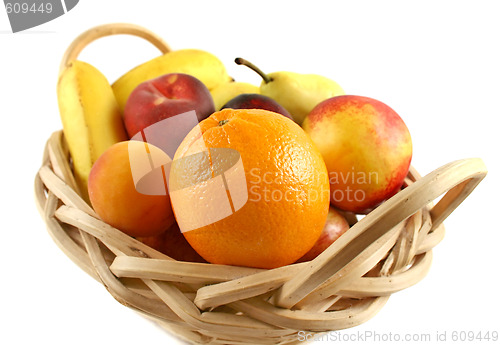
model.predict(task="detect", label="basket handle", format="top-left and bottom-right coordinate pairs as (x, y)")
top-left (59, 23), bottom-right (171, 75)
top-left (274, 158), bottom-right (487, 309)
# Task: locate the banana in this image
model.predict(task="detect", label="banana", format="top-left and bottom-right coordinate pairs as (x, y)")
top-left (112, 49), bottom-right (232, 113)
top-left (58, 60), bottom-right (128, 202)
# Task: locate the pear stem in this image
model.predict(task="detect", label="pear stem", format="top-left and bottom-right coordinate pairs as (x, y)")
top-left (235, 57), bottom-right (273, 84)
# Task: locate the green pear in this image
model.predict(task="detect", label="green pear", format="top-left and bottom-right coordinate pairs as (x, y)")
top-left (235, 58), bottom-right (344, 124)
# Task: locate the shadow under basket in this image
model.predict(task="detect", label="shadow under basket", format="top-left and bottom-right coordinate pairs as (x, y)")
top-left (35, 130), bottom-right (486, 345)
top-left (36, 23), bottom-right (487, 345)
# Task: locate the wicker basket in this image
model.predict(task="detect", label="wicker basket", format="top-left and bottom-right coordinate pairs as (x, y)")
top-left (34, 24), bottom-right (487, 345)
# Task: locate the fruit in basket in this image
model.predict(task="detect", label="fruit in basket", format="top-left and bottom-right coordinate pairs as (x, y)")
top-left (88, 141), bottom-right (174, 238)
top-left (123, 73), bottom-right (216, 139)
top-left (137, 222), bottom-right (207, 263)
top-left (169, 108), bottom-right (330, 269)
top-left (296, 207), bottom-right (350, 262)
top-left (57, 60), bottom-right (128, 202)
top-left (235, 57), bottom-right (344, 124)
top-left (303, 95), bottom-right (412, 214)
top-left (211, 81), bottom-right (260, 110)
top-left (113, 49), bottom-right (231, 113)
top-left (221, 93), bottom-right (293, 119)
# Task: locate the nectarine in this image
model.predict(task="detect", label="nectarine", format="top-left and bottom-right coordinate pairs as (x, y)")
top-left (296, 207), bottom-right (350, 262)
top-left (124, 73), bottom-right (215, 139)
top-left (137, 222), bottom-right (206, 263)
top-left (221, 93), bottom-right (293, 119)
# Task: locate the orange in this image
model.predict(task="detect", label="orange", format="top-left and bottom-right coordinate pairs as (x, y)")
top-left (169, 109), bottom-right (330, 269)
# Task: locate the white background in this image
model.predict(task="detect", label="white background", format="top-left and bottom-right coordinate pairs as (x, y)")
top-left (1, 1), bottom-right (499, 344)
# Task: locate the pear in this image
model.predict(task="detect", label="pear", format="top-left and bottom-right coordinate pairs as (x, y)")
top-left (113, 49), bottom-right (232, 113)
top-left (210, 81), bottom-right (259, 110)
top-left (235, 58), bottom-right (344, 124)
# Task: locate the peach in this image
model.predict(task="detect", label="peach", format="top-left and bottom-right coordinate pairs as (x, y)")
top-left (88, 141), bottom-right (174, 238)
top-left (303, 95), bottom-right (412, 213)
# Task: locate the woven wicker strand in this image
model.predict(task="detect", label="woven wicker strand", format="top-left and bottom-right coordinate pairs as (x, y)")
top-left (35, 24), bottom-right (488, 345)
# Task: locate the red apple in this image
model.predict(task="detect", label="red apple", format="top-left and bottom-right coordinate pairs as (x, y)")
top-left (296, 207), bottom-right (350, 262)
top-left (137, 222), bottom-right (206, 263)
top-left (302, 95), bottom-right (412, 214)
top-left (124, 73), bottom-right (215, 138)
top-left (221, 93), bottom-right (293, 119)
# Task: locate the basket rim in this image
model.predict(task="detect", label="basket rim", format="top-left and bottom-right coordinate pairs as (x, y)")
top-left (35, 129), bottom-right (487, 345)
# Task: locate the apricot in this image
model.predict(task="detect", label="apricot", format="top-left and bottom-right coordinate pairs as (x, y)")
top-left (88, 141), bottom-right (174, 237)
